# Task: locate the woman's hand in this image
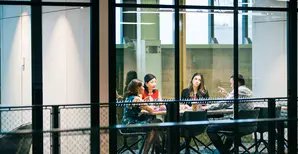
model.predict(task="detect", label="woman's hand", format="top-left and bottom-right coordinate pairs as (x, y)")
top-left (159, 105), bottom-right (167, 111)
top-left (200, 105), bottom-right (208, 111)
top-left (141, 105), bottom-right (155, 113)
top-left (143, 96), bottom-right (152, 101)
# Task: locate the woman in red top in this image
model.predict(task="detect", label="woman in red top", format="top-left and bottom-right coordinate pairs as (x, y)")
top-left (143, 73), bottom-right (166, 111)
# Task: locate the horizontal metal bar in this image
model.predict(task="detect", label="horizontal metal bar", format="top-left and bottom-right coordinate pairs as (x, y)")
top-left (0, 1), bottom-right (91, 6)
top-left (115, 3), bottom-right (288, 11)
top-left (0, 96), bottom-right (290, 108)
top-left (0, 118), bottom-right (295, 135)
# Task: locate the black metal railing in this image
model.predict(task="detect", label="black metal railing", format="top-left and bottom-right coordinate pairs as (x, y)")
top-left (0, 97), bottom-right (294, 154)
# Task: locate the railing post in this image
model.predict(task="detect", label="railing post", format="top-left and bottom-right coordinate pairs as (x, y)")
top-left (277, 120), bottom-right (285, 154)
top-left (51, 106), bottom-right (60, 154)
top-left (268, 98), bottom-right (276, 153)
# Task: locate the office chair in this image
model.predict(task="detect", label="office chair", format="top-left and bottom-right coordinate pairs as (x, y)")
top-left (180, 111), bottom-right (212, 154)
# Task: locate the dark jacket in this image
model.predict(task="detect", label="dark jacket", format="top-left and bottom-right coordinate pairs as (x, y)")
top-left (181, 88), bottom-right (209, 100)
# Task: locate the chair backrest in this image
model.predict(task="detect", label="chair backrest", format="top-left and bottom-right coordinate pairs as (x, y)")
top-left (0, 123), bottom-right (32, 154)
top-left (254, 107), bottom-right (281, 133)
top-left (237, 109), bottom-right (260, 135)
top-left (180, 111), bottom-right (208, 138)
top-left (16, 123), bottom-right (32, 154)
top-left (256, 106), bottom-right (281, 119)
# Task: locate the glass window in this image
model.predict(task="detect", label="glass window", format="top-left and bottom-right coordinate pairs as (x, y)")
top-left (183, 0), bottom-right (233, 6)
top-left (42, 5), bottom-right (91, 153)
top-left (239, 0), bottom-right (287, 8)
top-left (214, 11), bottom-right (234, 44)
top-left (239, 11), bottom-right (287, 98)
top-left (160, 8), bottom-right (174, 44)
top-left (0, 5), bottom-right (32, 125)
top-left (43, 0), bottom-right (90, 2)
top-left (118, 7), bottom-right (175, 98)
top-left (117, 0), bottom-right (172, 5)
top-left (180, 10), bottom-right (234, 98)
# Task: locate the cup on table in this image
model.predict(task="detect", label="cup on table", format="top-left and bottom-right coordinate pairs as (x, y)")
top-left (192, 103), bottom-right (199, 111)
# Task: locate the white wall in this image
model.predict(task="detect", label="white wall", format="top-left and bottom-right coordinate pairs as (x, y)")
top-left (1, 6), bottom-right (32, 107)
top-left (252, 14), bottom-right (287, 97)
top-left (252, 0), bottom-right (288, 97)
top-left (42, 7), bottom-right (90, 106)
top-left (0, 6), bottom-right (32, 133)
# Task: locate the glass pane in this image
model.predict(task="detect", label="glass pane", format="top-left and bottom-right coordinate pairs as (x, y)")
top-left (117, 0), bottom-right (173, 5)
top-left (117, 7), bottom-right (175, 98)
top-left (239, 11), bottom-right (287, 98)
top-left (214, 10), bottom-right (234, 44)
top-left (239, 0), bottom-right (287, 8)
top-left (183, 0), bottom-right (232, 6)
top-left (179, 9), bottom-right (233, 99)
top-left (185, 9), bottom-right (208, 44)
top-left (116, 6), bottom-right (175, 150)
top-left (42, 6), bottom-right (91, 153)
top-left (43, 0), bottom-right (90, 2)
top-left (0, 4), bottom-right (32, 125)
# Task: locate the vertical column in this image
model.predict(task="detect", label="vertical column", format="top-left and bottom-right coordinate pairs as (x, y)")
top-left (180, 0), bottom-right (187, 93)
top-left (208, 0), bottom-right (214, 44)
top-left (233, 0), bottom-right (239, 153)
top-left (166, 0), bottom-right (180, 153)
top-left (91, 0), bottom-right (100, 153)
top-left (108, 0), bottom-right (117, 154)
top-left (287, 0), bottom-right (297, 153)
top-left (31, 0), bottom-right (43, 153)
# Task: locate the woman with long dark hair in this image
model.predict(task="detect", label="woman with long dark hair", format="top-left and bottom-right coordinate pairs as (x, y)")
top-left (122, 79), bottom-right (163, 154)
top-left (181, 73), bottom-right (209, 106)
top-left (124, 70), bottom-right (138, 93)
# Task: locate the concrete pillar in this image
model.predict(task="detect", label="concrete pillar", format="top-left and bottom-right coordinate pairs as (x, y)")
top-left (99, 0), bottom-right (109, 153)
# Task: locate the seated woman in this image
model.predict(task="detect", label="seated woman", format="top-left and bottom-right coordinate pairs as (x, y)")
top-left (181, 72), bottom-right (209, 108)
top-left (143, 73), bottom-right (166, 111)
top-left (122, 79), bottom-right (163, 154)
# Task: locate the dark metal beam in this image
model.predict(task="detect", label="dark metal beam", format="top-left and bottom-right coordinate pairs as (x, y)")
top-left (31, 0), bottom-right (43, 153)
top-left (115, 3), bottom-right (288, 11)
top-left (166, 0), bottom-right (180, 153)
top-left (287, 0), bottom-right (297, 153)
top-left (233, 0), bottom-right (239, 154)
top-left (90, 0), bottom-right (100, 153)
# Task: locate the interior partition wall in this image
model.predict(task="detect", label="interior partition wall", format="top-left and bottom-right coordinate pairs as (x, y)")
top-left (0, 0), bottom-right (99, 154)
top-left (111, 0), bottom-right (297, 153)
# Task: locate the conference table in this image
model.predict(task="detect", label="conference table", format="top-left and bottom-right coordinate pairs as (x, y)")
top-left (141, 108), bottom-right (234, 118)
